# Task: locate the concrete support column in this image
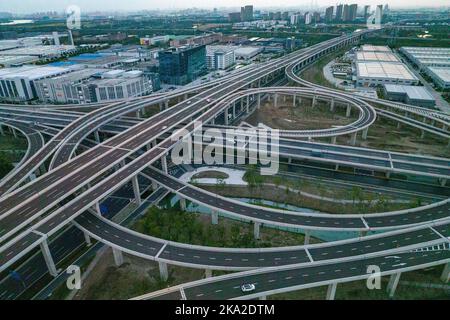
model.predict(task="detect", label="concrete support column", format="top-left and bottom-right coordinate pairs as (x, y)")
top-left (132, 175), bottom-right (141, 205)
top-left (84, 232), bottom-right (92, 246)
top-left (240, 97), bottom-right (244, 112)
top-left (205, 269), bottom-right (212, 278)
top-left (254, 221), bottom-right (261, 240)
top-left (224, 109), bottom-right (229, 125)
top-left (164, 100), bottom-right (169, 110)
top-left (274, 93), bottom-right (278, 108)
top-left (439, 178), bottom-right (447, 187)
top-left (112, 248), bottom-right (124, 267)
top-left (346, 104), bottom-right (351, 117)
top-left (184, 93), bottom-right (188, 101)
top-left (152, 180), bottom-right (158, 191)
top-left (257, 94), bottom-right (261, 109)
top-left (312, 95), bottom-right (317, 107)
top-left (94, 202), bottom-right (102, 216)
top-left (233, 104), bottom-right (236, 118)
top-left (180, 197), bottom-right (187, 211)
top-left (12, 128), bottom-right (17, 139)
top-left (161, 155), bottom-right (168, 173)
top-left (0, 124), bottom-right (4, 136)
top-left (362, 128), bottom-right (368, 140)
top-left (246, 95), bottom-right (250, 113)
top-left (387, 273), bottom-right (401, 298)
top-left (420, 130), bottom-right (425, 139)
top-left (441, 263), bottom-right (450, 283)
top-left (304, 230), bottom-right (311, 245)
top-left (259, 296), bottom-right (267, 300)
top-left (292, 94), bottom-right (296, 107)
top-left (326, 283), bottom-right (337, 300)
top-left (159, 262), bottom-right (168, 281)
top-left (359, 230), bottom-right (368, 237)
top-left (331, 136), bottom-right (337, 144)
top-left (136, 109), bottom-right (141, 119)
top-left (94, 130), bottom-right (100, 143)
top-left (40, 240), bottom-right (58, 277)
top-left (211, 210), bottom-right (218, 225)
top-left (350, 132), bottom-right (357, 146)
top-left (330, 99), bottom-right (335, 112)
top-left (335, 164), bottom-right (339, 171)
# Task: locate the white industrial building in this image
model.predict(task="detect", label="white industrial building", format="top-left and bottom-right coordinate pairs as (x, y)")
top-left (355, 62), bottom-right (418, 87)
top-left (34, 68), bottom-right (106, 104)
top-left (0, 55), bottom-right (39, 67)
top-left (0, 45), bottom-right (76, 58)
top-left (206, 46), bottom-right (236, 70)
top-left (234, 46), bottom-right (263, 60)
top-left (356, 51), bottom-right (400, 63)
top-left (93, 70), bottom-right (152, 102)
top-left (427, 67), bottom-right (450, 90)
top-left (383, 84), bottom-right (435, 108)
top-left (400, 47), bottom-right (450, 70)
top-left (360, 45), bottom-right (392, 52)
top-left (0, 65), bottom-right (74, 102)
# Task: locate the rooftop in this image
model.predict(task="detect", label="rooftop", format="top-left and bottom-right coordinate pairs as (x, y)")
top-left (360, 45), bottom-right (391, 52)
top-left (427, 67), bottom-right (450, 83)
top-left (356, 62), bottom-right (418, 81)
top-left (384, 84), bottom-right (434, 101)
top-left (0, 65), bottom-right (71, 80)
top-left (356, 51), bottom-right (400, 63)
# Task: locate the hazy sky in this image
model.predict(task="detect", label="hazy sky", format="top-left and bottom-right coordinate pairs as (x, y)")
top-left (1, 0), bottom-right (449, 13)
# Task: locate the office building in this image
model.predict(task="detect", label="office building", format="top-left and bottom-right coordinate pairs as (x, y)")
top-left (229, 12), bottom-right (242, 23)
top-left (363, 5), bottom-right (371, 20)
top-left (206, 46), bottom-right (235, 70)
top-left (241, 5), bottom-right (254, 22)
top-left (335, 4), bottom-right (343, 21)
top-left (158, 45), bottom-right (207, 85)
top-left (304, 12), bottom-right (313, 25)
top-left (325, 6), bottom-right (334, 23)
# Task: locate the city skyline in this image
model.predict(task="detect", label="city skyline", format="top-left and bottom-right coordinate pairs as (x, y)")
top-left (1, 0), bottom-right (449, 14)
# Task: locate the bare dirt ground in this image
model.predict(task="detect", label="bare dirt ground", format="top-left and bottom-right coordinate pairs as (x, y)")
top-left (246, 98), bottom-right (355, 131)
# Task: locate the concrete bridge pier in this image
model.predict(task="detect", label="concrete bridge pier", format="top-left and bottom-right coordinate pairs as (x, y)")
top-left (12, 128), bottom-right (17, 138)
top-left (362, 128), bottom-right (368, 140)
top-left (112, 248), bottom-right (124, 267)
top-left (179, 197), bottom-right (187, 211)
top-left (274, 93), bottom-right (278, 108)
top-left (420, 130), bottom-right (425, 139)
top-left (254, 221), bottom-right (261, 240)
top-left (441, 263), bottom-right (450, 282)
top-left (94, 202), bottom-right (102, 216)
top-left (94, 130), bottom-right (101, 143)
top-left (132, 175), bottom-right (141, 205)
top-left (246, 95), bottom-right (250, 113)
top-left (312, 95), bottom-right (317, 107)
top-left (161, 155), bottom-right (168, 173)
top-left (387, 272), bottom-right (401, 298)
top-left (164, 100), bottom-right (169, 110)
top-left (259, 296), bottom-right (267, 300)
top-left (211, 210), bottom-right (219, 225)
top-left (40, 239), bottom-right (58, 277)
top-left (331, 136), bottom-right (337, 144)
top-left (0, 124), bottom-right (4, 136)
top-left (304, 230), bottom-right (311, 245)
top-left (330, 99), bottom-right (335, 112)
top-left (151, 180), bottom-right (158, 190)
top-left (159, 262), bottom-right (168, 281)
top-left (346, 104), bottom-right (351, 117)
top-left (84, 232), bottom-right (92, 246)
top-left (205, 269), bottom-right (212, 278)
top-left (326, 283), bottom-right (337, 300)
top-left (350, 132), bottom-right (357, 146)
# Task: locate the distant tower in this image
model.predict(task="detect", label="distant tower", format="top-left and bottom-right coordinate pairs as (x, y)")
top-left (68, 29), bottom-right (74, 46)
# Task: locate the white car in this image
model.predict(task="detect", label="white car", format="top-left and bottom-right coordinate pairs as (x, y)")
top-left (241, 283), bottom-right (256, 293)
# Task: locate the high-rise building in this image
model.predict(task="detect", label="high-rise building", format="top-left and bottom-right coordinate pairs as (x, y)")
top-left (325, 6), bottom-right (334, 23)
top-left (240, 5), bottom-right (254, 22)
top-left (290, 14), bottom-right (301, 25)
top-left (158, 45), bottom-right (207, 85)
top-left (313, 12), bottom-right (321, 23)
top-left (363, 5), bottom-right (371, 20)
top-left (206, 46), bottom-right (235, 70)
top-left (343, 4), bottom-right (357, 22)
top-left (335, 4), bottom-right (343, 21)
top-left (228, 12), bottom-right (241, 23)
top-left (304, 12), bottom-right (313, 25)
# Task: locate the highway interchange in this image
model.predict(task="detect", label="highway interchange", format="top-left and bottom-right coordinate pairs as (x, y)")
top-left (0, 28), bottom-right (449, 300)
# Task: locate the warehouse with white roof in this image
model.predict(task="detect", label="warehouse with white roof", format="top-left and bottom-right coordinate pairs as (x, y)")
top-left (427, 67), bottom-right (450, 90)
top-left (355, 62), bottom-right (419, 87)
top-left (383, 84), bottom-right (435, 108)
